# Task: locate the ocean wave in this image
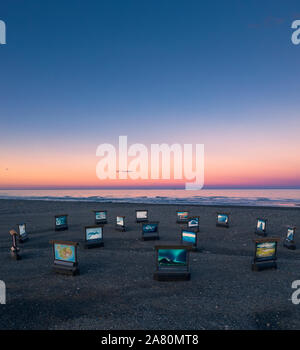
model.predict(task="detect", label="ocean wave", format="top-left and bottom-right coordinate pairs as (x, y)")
top-left (0, 193), bottom-right (300, 207)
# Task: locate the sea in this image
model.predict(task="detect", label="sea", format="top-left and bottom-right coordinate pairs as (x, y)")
top-left (0, 189), bottom-right (300, 207)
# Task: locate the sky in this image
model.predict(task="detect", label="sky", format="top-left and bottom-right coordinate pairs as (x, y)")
top-left (0, 0), bottom-right (300, 189)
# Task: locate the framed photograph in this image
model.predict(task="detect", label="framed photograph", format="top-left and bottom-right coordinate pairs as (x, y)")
top-left (176, 211), bottom-right (189, 223)
top-left (50, 240), bottom-right (79, 275)
top-left (286, 227), bottom-right (296, 242)
top-left (181, 229), bottom-right (197, 249)
top-left (153, 243), bottom-right (191, 281)
top-left (84, 225), bottom-right (104, 248)
top-left (141, 221), bottom-right (159, 240)
top-left (187, 216), bottom-right (200, 231)
top-left (284, 227), bottom-right (296, 250)
top-left (255, 218), bottom-right (267, 236)
top-left (216, 213), bottom-right (229, 227)
top-left (136, 209), bottom-right (148, 223)
top-left (93, 210), bottom-right (107, 224)
top-left (85, 226), bottom-right (103, 241)
top-left (255, 241), bottom-right (277, 262)
top-left (18, 223), bottom-right (26, 237)
top-left (157, 247), bottom-right (188, 270)
top-left (115, 216), bottom-right (126, 231)
top-left (252, 237), bottom-right (280, 271)
top-left (54, 242), bottom-right (76, 263)
top-left (17, 223), bottom-right (29, 242)
top-left (55, 214), bottom-right (68, 231)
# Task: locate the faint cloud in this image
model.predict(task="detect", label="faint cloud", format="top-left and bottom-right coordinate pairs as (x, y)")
top-left (248, 15), bottom-right (288, 29)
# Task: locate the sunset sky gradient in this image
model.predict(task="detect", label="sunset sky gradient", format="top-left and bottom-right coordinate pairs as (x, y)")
top-left (0, 0), bottom-right (300, 189)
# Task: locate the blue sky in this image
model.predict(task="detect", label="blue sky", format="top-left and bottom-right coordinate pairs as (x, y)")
top-left (0, 1), bottom-right (300, 188)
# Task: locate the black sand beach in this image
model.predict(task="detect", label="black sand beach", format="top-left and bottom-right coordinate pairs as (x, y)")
top-left (1, 199), bottom-right (300, 330)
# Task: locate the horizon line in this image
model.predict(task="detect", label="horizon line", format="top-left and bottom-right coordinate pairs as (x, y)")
top-left (1, 186), bottom-right (300, 190)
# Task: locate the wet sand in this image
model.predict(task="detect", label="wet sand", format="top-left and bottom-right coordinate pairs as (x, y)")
top-left (1, 199), bottom-right (300, 330)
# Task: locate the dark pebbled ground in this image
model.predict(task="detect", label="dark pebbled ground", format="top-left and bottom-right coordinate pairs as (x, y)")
top-left (0, 199), bottom-right (300, 330)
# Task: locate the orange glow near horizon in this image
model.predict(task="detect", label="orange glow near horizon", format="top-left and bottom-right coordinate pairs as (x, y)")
top-left (1, 144), bottom-right (300, 188)
top-left (1, 125), bottom-right (300, 189)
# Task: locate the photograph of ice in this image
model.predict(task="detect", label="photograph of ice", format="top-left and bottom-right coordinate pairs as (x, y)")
top-left (116, 216), bottom-right (124, 226)
top-left (287, 228), bottom-right (295, 241)
top-left (86, 227), bottom-right (103, 241)
top-left (95, 211), bottom-right (106, 220)
top-left (188, 218), bottom-right (199, 228)
top-left (142, 223), bottom-right (158, 234)
top-left (136, 210), bottom-right (148, 219)
top-left (18, 224), bottom-right (26, 236)
top-left (55, 216), bottom-right (67, 226)
top-left (218, 214), bottom-right (228, 224)
top-left (257, 219), bottom-right (266, 232)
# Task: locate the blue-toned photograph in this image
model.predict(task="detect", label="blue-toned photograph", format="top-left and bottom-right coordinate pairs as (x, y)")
top-left (218, 214), bottom-right (228, 224)
top-left (188, 218), bottom-right (199, 228)
top-left (56, 216), bottom-right (67, 227)
top-left (18, 224), bottom-right (26, 236)
top-left (116, 216), bottom-right (124, 226)
top-left (95, 211), bottom-right (106, 220)
top-left (257, 219), bottom-right (266, 232)
top-left (182, 230), bottom-right (196, 244)
top-left (142, 223), bottom-right (158, 234)
top-left (287, 228), bottom-right (295, 241)
top-left (158, 249), bottom-right (187, 267)
top-left (86, 227), bottom-right (102, 241)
